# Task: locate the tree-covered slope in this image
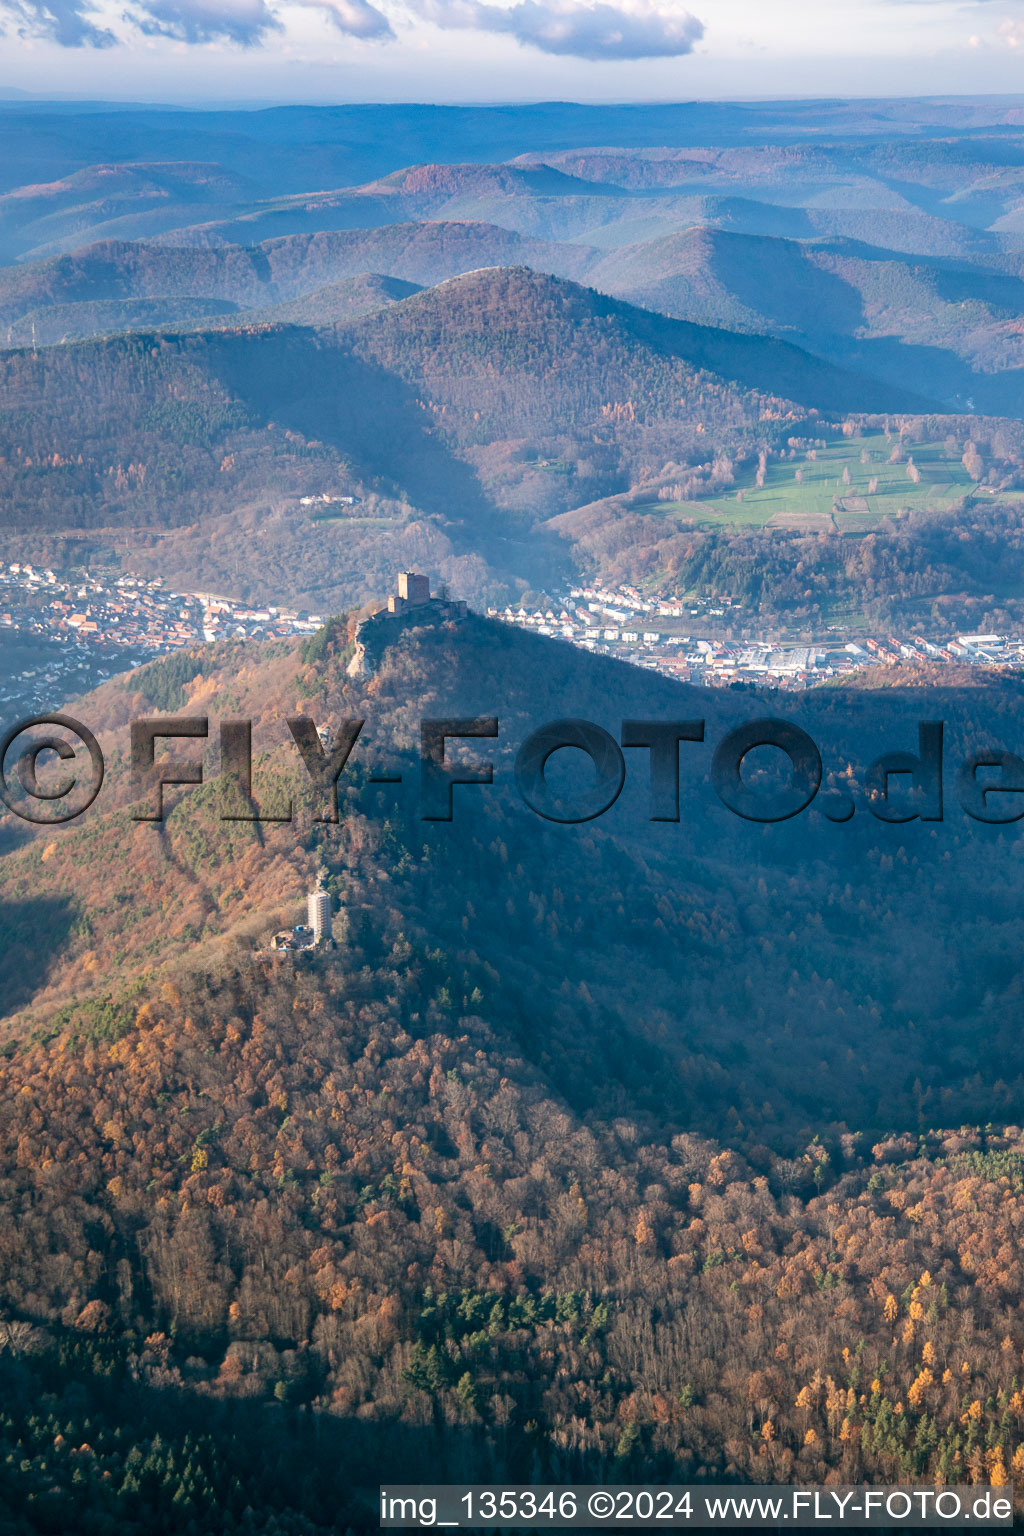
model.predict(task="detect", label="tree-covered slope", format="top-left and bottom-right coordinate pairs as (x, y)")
top-left (0, 225), bottom-right (589, 345)
top-left (0, 612), bottom-right (1023, 1518)
top-left (590, 227), bottom-right (1024, 416)
top-left (0, 270), bottom-right (927, 578)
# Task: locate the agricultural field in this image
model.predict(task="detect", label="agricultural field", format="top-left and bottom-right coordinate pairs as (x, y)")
top-left (644, 434), bottom-right (1023, 532)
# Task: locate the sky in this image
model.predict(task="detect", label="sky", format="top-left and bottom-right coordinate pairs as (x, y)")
top-left (1, 0), bottom-right (1024, 102)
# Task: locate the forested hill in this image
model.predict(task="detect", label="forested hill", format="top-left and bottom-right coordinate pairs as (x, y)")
top-left (584, 226), bottom-right (1024, 418)
top-left (347, 266), bottom-right (936, 426)
top-left (0, 610), bottom-right (1024, 1520)
top-left (0, 269), bottom-right (929, 608)
top-left (0, 224), bottom-right (587, 338)
top-left (5, 603), bottom-right (1024, 1146)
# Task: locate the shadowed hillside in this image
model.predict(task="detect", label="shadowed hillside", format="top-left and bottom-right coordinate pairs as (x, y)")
top-left (0, 269), bottom-right (934, 610)
top-left (0, 611), bottom-right (1022, 1516)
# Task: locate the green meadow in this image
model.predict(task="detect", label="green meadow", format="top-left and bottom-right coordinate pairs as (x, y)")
top-left (639, 434), bottom-right (1023, 532)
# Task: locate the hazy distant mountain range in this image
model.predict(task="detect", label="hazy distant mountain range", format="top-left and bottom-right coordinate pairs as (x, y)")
top-left (2, 107), bottom-right (1024, 409)
top-left (2, 98), bottom-right (1024, 617)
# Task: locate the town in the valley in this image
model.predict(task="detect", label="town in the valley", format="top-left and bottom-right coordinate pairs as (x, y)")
top-left (489, 583), bottom-right (1024, 688)
top-left (0, 557), bottom-right (1020, 722)
top-left (0, 561), bottom-right (323, 716)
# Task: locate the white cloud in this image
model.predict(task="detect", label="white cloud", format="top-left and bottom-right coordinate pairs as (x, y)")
top-left (129, 0), bottom-right (279, 41)
top-left (0, 0), bottom-right (702, 52)
top-left (1, 0), bottom-right (115, 44)
top-left (412, 0), bottom-right (703, 57)
top-left (295, 0), bottom-right (393, 37)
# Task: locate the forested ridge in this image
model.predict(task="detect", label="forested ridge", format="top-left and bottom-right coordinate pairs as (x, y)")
top-left (0, 268), bottom-right (863, 534)
top-left (0, 226), bottom-right (578, 329)
top-left (3, 263), bottom-right (1024, 626)
top-left (7, 107), bottom-right (1024, 628)
top-left (0, 615), bottom-right (1020, 1525)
